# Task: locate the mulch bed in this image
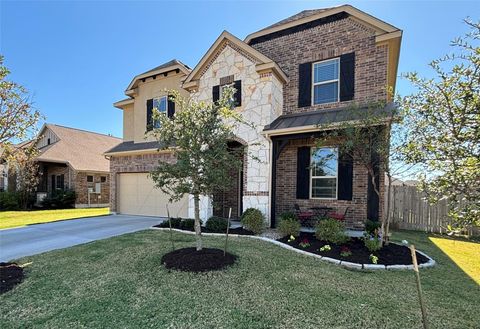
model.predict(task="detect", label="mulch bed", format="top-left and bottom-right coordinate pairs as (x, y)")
top-left (0, 262), bottom-right (24, 294)
top-left (161, 247), bottom-right (237, 272)
top-left (277, 232), bottom-right (429, 265)
top-left (153, 225), bottom-right (254, 236)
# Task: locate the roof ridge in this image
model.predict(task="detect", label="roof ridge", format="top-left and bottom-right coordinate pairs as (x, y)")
top-left (46, 123), bottom-right (122, 140)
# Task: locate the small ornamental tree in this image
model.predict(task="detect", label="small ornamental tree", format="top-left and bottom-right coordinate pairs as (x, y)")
top-left (0, 55), bottom-right (41, 152)
top-left (400, 19), bottom-right (480, 231)
top-left (150, 87), bottom-right (250, 251)
top-left (3, 142), bottom-right (39, 209)
top-left (315, 100), bottom-right (408, 245)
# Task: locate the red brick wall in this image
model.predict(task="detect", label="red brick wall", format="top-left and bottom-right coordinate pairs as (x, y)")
top-left (74, 172), bottom-right (110, 206)
top-left (275, 138), bottom-right (384, 230)
top-left (250, 16), bottom-right (389, 115)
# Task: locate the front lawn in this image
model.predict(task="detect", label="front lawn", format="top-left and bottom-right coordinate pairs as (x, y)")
top-left (0, 230), bottom-right (478, 328)
top-left (0, 208), bottom-right (110, 229)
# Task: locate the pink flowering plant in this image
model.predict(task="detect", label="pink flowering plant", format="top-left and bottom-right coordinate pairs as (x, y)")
top-left (340, 246), bottom-right (352, 257)
top-left (299, 238), bottom-right (311, 248)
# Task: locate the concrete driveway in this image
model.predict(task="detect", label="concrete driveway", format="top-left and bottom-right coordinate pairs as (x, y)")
top-left (0, 214), bottom-right (164, 261)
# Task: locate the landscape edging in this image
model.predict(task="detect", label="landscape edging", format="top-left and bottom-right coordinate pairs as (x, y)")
top-left (150, 227), bottom-right (436, 270)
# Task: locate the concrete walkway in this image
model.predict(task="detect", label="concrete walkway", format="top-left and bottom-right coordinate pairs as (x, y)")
top-left (0, 215), bottom-right (164, 261)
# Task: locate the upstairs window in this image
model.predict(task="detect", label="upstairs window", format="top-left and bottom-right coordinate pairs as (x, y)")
top-left (312, 58), bottom-right (340, 105)
top-left (87, 175), bottom-right (94, 183)
top-left (152, 96), bottom-right (168, 128)
top-left (310, 147), bottom-right (338, 199)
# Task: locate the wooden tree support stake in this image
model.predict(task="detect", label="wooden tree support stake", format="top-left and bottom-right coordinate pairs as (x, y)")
top-left (166, 204), bottom-right (175, 251)
top-left (224, 208), bottom-right (232, 256)
top-left (410, 244), bottom-right (429, 329)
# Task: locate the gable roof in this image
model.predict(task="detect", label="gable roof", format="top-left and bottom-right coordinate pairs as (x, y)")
top-left (264, 8), bottom-right (333, 29)
top-left (183, 31), bottom-right (288, 90)
top-left (36, 124), bottom-right (121, 172)
top-left (245, 5), bottom-right (401, 44)
top-left (125, 59), bottom-right (191, 93)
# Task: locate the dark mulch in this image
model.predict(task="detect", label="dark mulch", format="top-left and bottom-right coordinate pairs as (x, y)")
top-left (0, 262), bottom-right (24, 294)
top-left (278, 232), bottom-right (429, 265)
top-left (161, 247), bottom-right (237, 272)
top-left (153, 224), bottom-right (254, 236)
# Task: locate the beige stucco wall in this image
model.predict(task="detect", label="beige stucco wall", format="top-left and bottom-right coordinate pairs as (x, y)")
top-left (131, 72), bottom-right (189, 143)
top-left (122, 104), bottom-right (134, 141)
top-left (193, 41), bottom-right (284, 218)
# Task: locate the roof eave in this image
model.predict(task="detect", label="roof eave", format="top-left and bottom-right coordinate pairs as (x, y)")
top-left (245, 5), bottom-right (400, 44)
top-left (125, 63), bottom-right (191, 94)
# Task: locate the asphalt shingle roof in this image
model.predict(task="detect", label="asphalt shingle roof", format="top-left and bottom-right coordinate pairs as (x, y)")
top-left (36, 124), bottom-right (121, 172)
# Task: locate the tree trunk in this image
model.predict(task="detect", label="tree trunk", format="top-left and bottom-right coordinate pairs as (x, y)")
top-left (193, 193), bottom-right (203, 251)
top-left (383, 173), bottom-right (393, 245)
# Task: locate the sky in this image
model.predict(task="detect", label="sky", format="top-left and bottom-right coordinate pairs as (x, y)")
top-left (1, 0), bottom-right (479, 139)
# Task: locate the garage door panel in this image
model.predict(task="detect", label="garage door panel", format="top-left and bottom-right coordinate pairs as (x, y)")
top-left (118, 173), bottom-right (188, 217)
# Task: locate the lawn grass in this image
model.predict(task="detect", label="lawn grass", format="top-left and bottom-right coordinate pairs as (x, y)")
top-left (0, 208), bottom-right (110, 229)
top-left (0, 230), bottom-right (478, 328)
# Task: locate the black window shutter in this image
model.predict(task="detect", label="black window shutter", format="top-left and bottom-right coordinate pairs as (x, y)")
top-left (337, 151), bottom-right (353, 200)
top-left (340, 52), bottom-right (355, 101)
top-left (58, 174), bottom-right (65, 190)
top-left (234, 80), bottom-right (242, 107)
top-left (296, 146), bottom-right (311, 199)
top-left (167, 96), bottom-right (175, 118)
top-left (146, 98), bottom-right (153, 131)
top-left (298, 62), bottom-right (312, 107)
top-left (212, 85), bottom-right (220, 103)
top-left (51, 175), bottom-right (56, 191)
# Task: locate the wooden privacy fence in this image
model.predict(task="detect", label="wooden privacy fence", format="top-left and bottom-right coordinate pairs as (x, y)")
top-left (385, 185), bottom-right (479, 236)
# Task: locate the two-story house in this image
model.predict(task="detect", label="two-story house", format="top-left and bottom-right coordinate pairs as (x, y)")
top-left (107, 5), bottom-right (402, 229)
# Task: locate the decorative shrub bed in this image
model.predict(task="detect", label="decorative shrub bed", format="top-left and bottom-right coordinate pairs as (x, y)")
top-left (161, 247), bottom-right (237, 272)
top-left (0, 262), bottom-right (24, 294)
top-left (277, 232), bottom-right (430, 266)
top-left (153, 220), bottom-right (254, 235)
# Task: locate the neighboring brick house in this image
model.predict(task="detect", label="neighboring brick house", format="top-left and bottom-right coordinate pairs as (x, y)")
top-left (7, 124), bottom-right (121, 208)
top-left (108, 5), bottom-right (402, 229)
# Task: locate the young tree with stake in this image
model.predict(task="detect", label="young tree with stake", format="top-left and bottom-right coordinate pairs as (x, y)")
top-left (150, 87), bottom-right (249, 251)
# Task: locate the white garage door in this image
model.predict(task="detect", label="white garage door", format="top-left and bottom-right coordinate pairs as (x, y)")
top-left (118, 173), bottom-right (189, 218)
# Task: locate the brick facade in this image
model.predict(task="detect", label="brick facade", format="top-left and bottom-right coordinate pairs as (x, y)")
top-left (275, 138), bottom-right (384, 229)
top-left (73, 171), bottom-right (110, 207)
top-left (247, 16), bottom-right (389, 228)
top-left (250, 16), bottom-right (388, 115)
top-left (109, 152), bottom-right (176, 212)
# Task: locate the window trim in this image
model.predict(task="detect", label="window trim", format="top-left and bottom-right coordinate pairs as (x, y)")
top-left (311, 58), bottom-right (340, 106)
top-left (152, 95), bottom-right (168, 127)
top-left (309, 147), bottom-right (338, 200)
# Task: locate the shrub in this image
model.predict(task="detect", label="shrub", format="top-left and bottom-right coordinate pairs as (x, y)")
top-left (279, 211), bottom-right (297, 221)
top-left (0, 192), bottom-right (20, 210)
top-left (181, 218), bottom-right (195, 230)
top-left (315, 218), bottom-right (349, 244)
top-left (206, 216), bottom-right (229, 232)
top-left (159, 217), bottom-right (182, 228)
top-left (363, 235), bottom-right (382, 252)
top-left (365, 220), bottom-right (381, 235)
top-left (41, 190), bottom-right (76, 209)
top-left (240, 208), bottom-right (265, 234)
top-left (278, 217), bottom-right (301, 237)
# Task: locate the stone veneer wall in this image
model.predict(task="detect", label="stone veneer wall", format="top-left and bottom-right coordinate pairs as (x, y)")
top-left (192, 41), bottom-right (283, 220)
top-left (275, 138), bottom-right (384, 229)
top-left (250, 16), bottom-right (389, 115)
